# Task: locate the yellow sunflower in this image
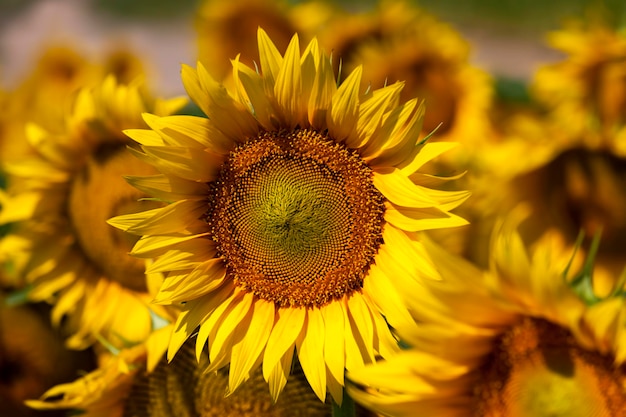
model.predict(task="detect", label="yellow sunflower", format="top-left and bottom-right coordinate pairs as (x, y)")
top-left (0, 298), bottom-right (95, 416)
top-left (0, 45), bottom-right (146, 164)
top-left (195, 0), bottom-right (299, 81)
top-left (25, 331), bottom-right (162, 417)
top-left (109, 29), bottom-right (469, 403)
top-left (28, 329), bottom-right (333, 417)
top-left (347, 214), bottom-right (626, 416)
top-left (471, 17), bottom-right (626, 293)
top-left (0, 76), bottom-right (186, 349)
top-left (533, 17), bottom-right (626, 152)
top-left (314, 0), bottom-right (493, 150)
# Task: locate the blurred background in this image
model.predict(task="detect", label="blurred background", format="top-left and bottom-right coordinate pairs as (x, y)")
top-left (2, 0), bottom-right (624, 97)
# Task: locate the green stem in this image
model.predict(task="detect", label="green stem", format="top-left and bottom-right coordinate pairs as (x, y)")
top-left (332, 388), bottom-right (356, 417)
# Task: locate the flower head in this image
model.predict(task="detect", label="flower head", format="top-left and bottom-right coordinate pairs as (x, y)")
top-left (111, 28), bottom-right (468, 403)
top-left (0, 76), bottom-right (185, 349)
top-left (348, 213), bottom-right (626, 416)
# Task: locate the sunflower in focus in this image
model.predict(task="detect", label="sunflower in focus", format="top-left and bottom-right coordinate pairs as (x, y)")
top-left (0, 76), bottom-right (185, 349)
top-left (348, 214), bottom-right (626, 416)
top-left (110, 29), bottom-right (469, 403)
top-left (314, 0), bottom-right (492, 149)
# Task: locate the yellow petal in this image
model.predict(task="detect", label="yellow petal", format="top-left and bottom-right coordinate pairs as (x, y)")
top-left (347, 293), bottom-right (376, 363)
top-left (274, 33), bottom-right (302, 128)
top-left (363, 262), bottom-right (417, 333)
top-left (268, 345), bottom-right (295, 402)
top-left (327, 66), bottom-right (362, 142)
top-left (384, 203), bottom-right (469, 232)
top-left (145, 238), bottom-right (216, 274)
top-left (257, 28), bottom-right (284, 90)
top-left (232, 55), bottom-right (277, 131)
top-left (153, 258), bottom-right (225, 304)
top-left (296, 308), bottom-right (327, 402)
top-left (307, 45), bottom-right (336, 130)
top-left (347, 81), bottom-right (404, 149)
top-left (141, 145), bottom-right (221, 182)
top-left (124, 199), bottom-right (207, 235)
top-left (263, 306), bottom-right (306, 381)
top-left (131, 232), bottom-right (210, 258)
top-left (143, 114), bottom-right (233, 154)
top-left (400, 142), bottom-right (459, 176)
top-left (229, 298), bottom-right (275, 392)
top-left (321, 301), bottom-right (345, 386)
top-left (372, 169), bottom-right (438, 208)
top-left (146, 324), bottom-right (173, 372)
top-left (209, 291), bottom-right (254, 363)
top-left (125, 174), bottom-right (208, 202)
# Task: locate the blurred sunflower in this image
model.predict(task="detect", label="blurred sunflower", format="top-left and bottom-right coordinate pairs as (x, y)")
top-left (0, 299), bottom-right (94, 417)
top-left (0, 45), bottom-right (146, 163)
top-left (481, 18), bottom-right (626, 293)
top-left (28, 333), bottom-right (332, 417)
top-left (196, 0), bottom-right (298, 81)
top-left (348, 214), bottom-right (626, 416)
top-left (0, 76), bottom-right (185, 349)
top-left (314, 0), bottom-right (492, 149)
top-left (533, 18), bottom-right (626, 151)
top-left (110, 29), bottom-right (469, 403)
top-left (26, 332), bottom-right (156, 417)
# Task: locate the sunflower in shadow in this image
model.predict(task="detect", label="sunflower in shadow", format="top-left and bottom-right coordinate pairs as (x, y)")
top-left (0, 76), bottom-right (185, 349)
top-left (109, 28), bottom-right (469, 404)
top-left (348, 211), bottom-right (626, 416)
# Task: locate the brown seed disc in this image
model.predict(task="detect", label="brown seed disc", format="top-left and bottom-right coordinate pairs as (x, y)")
top-left (206, 129), bottom-right (385, 308)
top-left (473, 317), bottom-right (626, 416)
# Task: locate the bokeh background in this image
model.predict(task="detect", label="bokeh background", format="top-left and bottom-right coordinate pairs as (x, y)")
top-left (2, 0), bottom-right (624, 96)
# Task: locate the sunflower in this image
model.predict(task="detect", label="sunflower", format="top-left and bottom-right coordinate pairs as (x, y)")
top-left (0, 45), bottom-right (146, 164)
top-left (0, 76), bottom-right (186, 349)
top-left (109, 29), bottom-right (469, 403)
top-left (532, 17), bottom-right (626, 152)
top-left (25, 332), bottom-right (159, 417)
top-left (195, 0), bottom-right (298, 81)
top-left (347, 213), bottom-right (626, 416)
top-left (0, 298), bottom-right (95, 416)
top-left (468, 17), bottom-right (626, 294)
top-left (28, 331), bottom-right (332, 417)
top-left (314, 0), bottom-right (493, 149)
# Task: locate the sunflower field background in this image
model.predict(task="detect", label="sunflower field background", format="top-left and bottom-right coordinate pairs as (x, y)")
top-left (2, 0), bottom-right (626, 416)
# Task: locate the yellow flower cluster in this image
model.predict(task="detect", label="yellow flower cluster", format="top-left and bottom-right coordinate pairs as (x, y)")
top-left (1, 1), bottom-right (625, 416)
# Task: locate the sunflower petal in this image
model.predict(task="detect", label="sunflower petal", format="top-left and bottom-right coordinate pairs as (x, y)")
top-left (373, 168), bottom-right (438, 208)
top-left (274, 34), bottom-right (302, 128)
top-left (263, 306), bottom-right (306, 381)
top-left (229, 298), bottom-right (275, 392)
top-left (327, 66), bottom-right (362, 143)
top-left (296, 308), bottom-right (327, 401)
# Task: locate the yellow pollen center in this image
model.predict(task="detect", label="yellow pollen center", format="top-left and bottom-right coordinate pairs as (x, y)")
top-left (207, 129), bottom-right (385, 308)
top-left (68, 143), bottom-right (160, 292)
top-left (473, 317), bottom-right (626, 417)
